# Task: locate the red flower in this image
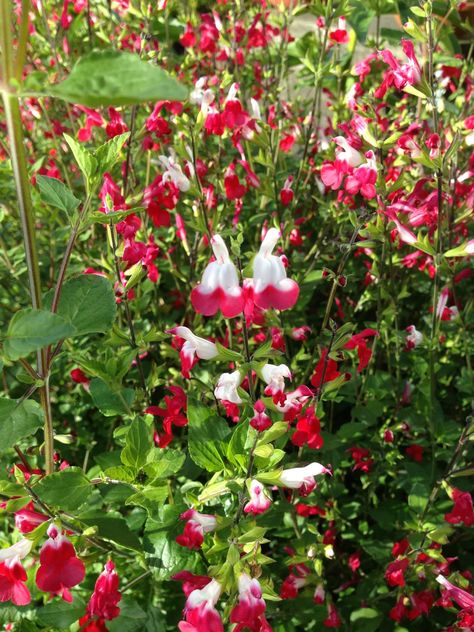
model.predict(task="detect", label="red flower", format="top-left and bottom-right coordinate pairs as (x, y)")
top-left (78, 615), bottom-right (108, 632)
top-left (391, 538), bottom-right (410, 557)
top-left (250, 400), bottom-right (272, 432)
top-left (348, 552), bottom-right (361, 573)
top-left (36, 525), bottom-right (85, 601)
top-left (390, 596), bottom-right (408, 622)
top-left (295, 503), bottom-right (326, 518)
top-left (385, 558), bottom-right (409, 587)
top-left (279, 133), bottom-right (295, 153)
top-left (87, 560), bottom-right (121, 621)
top-left (224, 165), bottom-right (247, 200)
top-left (146, 386), bottom-right (187, 448)
top-left (407, 589), bottom-right (435, 620)
top-left (172, 571), bottom-right (211, 597)
top-left (323, 603), bottom-right (342, 628)
top-left (347, 447), bottom-right (374, 473)
top-left (405, 444), bottom-right (424, 463)
top-left (445, 488), bottom-right (474, 527)
top-left (14, 502), bottom-right (48, 534)
top-left (0, 561), bottom-right (30, 606)
top-left (310, 349), bottom-right (341, 390)
top-left (70, 368), bottom-right (90, 385)
top-left (291, 407), bottom-right (324, 450)
top-left (344, 329), bottom-right (378, 373)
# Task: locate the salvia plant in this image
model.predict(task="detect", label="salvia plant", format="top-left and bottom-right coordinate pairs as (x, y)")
top-left (0, 0), bottom-right (473, 630)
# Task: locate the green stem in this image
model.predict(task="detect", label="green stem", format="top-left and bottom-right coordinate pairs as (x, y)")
top-left (427, 7), bottom-right (442, 484)
top-left (302, 221), bottom-right (363, 384)
top-left (293, 0), bottom-right (333, 201)
top-left (1, 1), bottom-right (53, 474)
top-left (109, 222), bottom-right (148, 395)
top-left (50, 194), bottom-right (92, 315)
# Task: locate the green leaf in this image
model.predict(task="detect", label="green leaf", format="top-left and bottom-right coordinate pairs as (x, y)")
top-left (87, 207), bottom-right (143, 225)
top-left (144, 448), bottom-right (185, 479)
top-left (121, 418), bottom-right (153, 471)
top-left (107, 598), bottom-right (148, 632)
top-left (3, 309), bottom-right (76, 360)
top-left (215, 341), bottom-right (243, 362)
top-left (187, 398), bottom-right (230, 472)
top-left (37, 597), bottom-right (86, 629)
top-left (347, 3), bottom-right (376, 43)
top-left (302, 269), bottom-right (324, 285)
top-left (444, 242), bottom-right (473, 257)
top-left (63, 133), bottom-right (97, 182)
top-left (94, 132), bottom-right (130, 175)
top-left (126, 485), bottom-right (168, 516)
top-left (350, 608), bottom-right (382, 632)
top-left (89, 378), bottom-right (135, 416)
top-left (34, 467), bottom-right (91, 511)
top-left (36, 175), bottom-right (80, 217)
top-left (49, 51), bottom-right (188, 107)
top-left (78, 510), bottom-right (142, 550)
top-left (0, 398), bottom-right (43, 450)
top-left (403, 84), bottom-right (429, 99)
top-left (410, 6), bottom-right (426, 16)
top-left (48, 275), bottom-right (116, 336)
top-left (0, 480), bottom-right (25, 497)
top-left (427, 524), bottom-right (454, 544)
top-left (253, 339), bottom-right (274, 360)
top-left (408, 483), bottom-right (429, 512)
top-left (144, 505), bottom-right (197, 579)
top-left (257, 422), bottom-right (288, 446)
top-left (227, 420), bottom-right (251, 467)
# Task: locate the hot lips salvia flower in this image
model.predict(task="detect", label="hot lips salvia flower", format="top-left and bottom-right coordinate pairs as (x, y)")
top-left (0, 539), bottom-right (32, 606)
top-left (86, 560), bottom-right (121, 621)
top-left (179, 578), bottom-right (223, 632)
top-left (2, 1), bottom-right (473, 630)
top-left (191, 235), bottom-right (244, 318)
top-left (191, 228), bottom-right (299, 318)
top-left (35, 524), bottom-right (85, 602)
top-left (167, 326), bottom-right (218, 378)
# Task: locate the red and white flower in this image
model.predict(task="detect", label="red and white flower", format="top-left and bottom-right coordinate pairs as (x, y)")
top-left (191, 235), bottom-right (244, 318)
top-left (158, 154), bottom-right (191, 192)
top-left (250, 400), bottom-right (272, 432)
top-left (406, 325), bottom-right (423, 350)
top-left (291, 326), bottom-right (311, 341)
top-left (280, 564), bottom-right (310, 599)
top-left (179, 578), bottom-right (223, 632)
top-left (276, 385), bottom-right (313, 421)
top-left (313, 583), bottom-right (325, 604)
top-left (261, 363), bottom-right (292, 405)
top-left (214, 370), bottom-right (243, 404)
top-left (252, 228), bottom-right (299, 311)
top-left (436, 575), bottom-right (474, 610)
top-left (0, 539), bottom-right (32, 606)
top-left (333, 136), bottom-right (363, 168)
top-left (35, 524), bottom-right (85, 602)
top-left (244, 480), bottom-right (271, 516)
top-left (380, 39), bottom-right (422, 91)
top-left (280, 176), bottom-right (294, 206)
top-left (168, 326), bottom-right (218, 378)
top-left (230, 574), bottom-right (269, 631)
top-left (279, 462), bottom-right (331, 494)
top-left (176, 510), bottom-right (217, 550)
top-left (14, 502), bottom-right (48, 534)
top-left (344, 151), bottom-right (377, 200)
